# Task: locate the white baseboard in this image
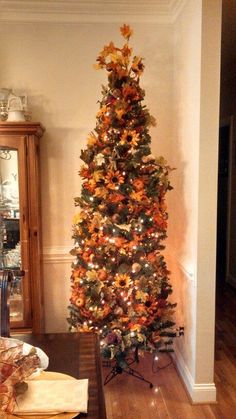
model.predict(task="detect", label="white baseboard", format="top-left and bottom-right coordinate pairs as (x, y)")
top-left (172, 345), bottom-right (217, 403)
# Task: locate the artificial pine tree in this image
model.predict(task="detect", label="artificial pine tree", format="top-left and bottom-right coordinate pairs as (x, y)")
top-left (68, 25), bottom-right (176, 366)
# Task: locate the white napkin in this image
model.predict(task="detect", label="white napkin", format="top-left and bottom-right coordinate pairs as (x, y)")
top-left (14, 379), bottom-right (89, 415)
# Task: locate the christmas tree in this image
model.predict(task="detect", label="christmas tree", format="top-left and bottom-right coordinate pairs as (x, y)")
top-left (68, 25), bottom-right (176, 365)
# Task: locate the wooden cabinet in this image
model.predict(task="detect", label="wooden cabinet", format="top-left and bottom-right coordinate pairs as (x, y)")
top-left (0, 122), bottom-right (44, 333)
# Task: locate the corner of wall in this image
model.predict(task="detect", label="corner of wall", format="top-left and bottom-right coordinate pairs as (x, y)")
top-left (172, 345), bottom-right (217, 403)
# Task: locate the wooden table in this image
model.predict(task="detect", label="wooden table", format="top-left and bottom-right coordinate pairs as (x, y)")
top-left (15, 332), bottom-right (107, 419)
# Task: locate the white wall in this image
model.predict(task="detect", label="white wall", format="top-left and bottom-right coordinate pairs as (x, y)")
top-left (0, 0), bottom-right (222, 403)
top-left (170, 0), bottom-right (221, 402)
top-left (0, 21), bottom-right (174, 331)
top-left (168, 0), bottom-right (201, 393)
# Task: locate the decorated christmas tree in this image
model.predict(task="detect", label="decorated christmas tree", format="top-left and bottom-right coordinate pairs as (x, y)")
top-left (68, 25), bottom-right (176, 366)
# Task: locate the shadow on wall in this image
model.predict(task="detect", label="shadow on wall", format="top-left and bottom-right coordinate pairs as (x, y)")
top-left (44, 262), bottom-right (72, 332)
top-left (36, 123), bottom-right (87, 332)
top-left (165, 121), bottom-right (190, 361)
top-left (39, 125), bottom-right (87, 249)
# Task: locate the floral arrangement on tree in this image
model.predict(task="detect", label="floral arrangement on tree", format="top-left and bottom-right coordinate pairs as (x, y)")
top-left (68, 24), bottom-right (176, 366)
top-left (0, 338), bottom-right (40, 413)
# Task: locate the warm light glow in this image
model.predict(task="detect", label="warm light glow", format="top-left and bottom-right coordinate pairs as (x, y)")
top-left (68, 24), bottom-right (176, 364)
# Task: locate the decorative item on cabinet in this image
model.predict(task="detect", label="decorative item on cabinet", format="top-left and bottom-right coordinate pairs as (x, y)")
top-left (7, 93), bottom-right (31, 121)
top-left (0, 122), bottom-right (45, 333)
top-left (0, 88), bottom-right (31, 122)
top-left (0, 88), bottom-right (12, 121)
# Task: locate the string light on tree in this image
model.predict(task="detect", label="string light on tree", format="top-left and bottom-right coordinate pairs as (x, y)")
top-left (68, 24), bottom-right (176, 368)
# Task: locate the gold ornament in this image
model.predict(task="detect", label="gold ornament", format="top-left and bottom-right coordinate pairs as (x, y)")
top-left (142, 154), bottom-right (155, 163)
top-left (114, 306), bottom-right (124, 316)
top-left (76, 297), bottom-right (85, 307)
top-left (132, 263), bottom-right (141, 273)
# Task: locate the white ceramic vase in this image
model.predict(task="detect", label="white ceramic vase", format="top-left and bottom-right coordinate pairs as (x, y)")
top-left (7, 110), bottom-right (25, 121)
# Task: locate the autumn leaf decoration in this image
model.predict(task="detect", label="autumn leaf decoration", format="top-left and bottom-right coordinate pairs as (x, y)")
top-left (94, 24), bottom-right (145, 82)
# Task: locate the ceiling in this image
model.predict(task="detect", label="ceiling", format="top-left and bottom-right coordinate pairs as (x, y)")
top-left (0, 0), bottom-right (233, 82)
top-left (0, 0), bottom-right (186, 23)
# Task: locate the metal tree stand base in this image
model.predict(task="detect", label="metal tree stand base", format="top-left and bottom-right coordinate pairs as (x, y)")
top-left (103, 347), bottom-right (153, 388)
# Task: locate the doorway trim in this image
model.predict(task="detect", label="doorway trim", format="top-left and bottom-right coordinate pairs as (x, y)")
top-left (220, 115), bottom-right (235, 287)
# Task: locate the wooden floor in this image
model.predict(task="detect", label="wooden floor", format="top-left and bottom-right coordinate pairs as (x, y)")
top-left (103, 285), bottom-right (236, 419)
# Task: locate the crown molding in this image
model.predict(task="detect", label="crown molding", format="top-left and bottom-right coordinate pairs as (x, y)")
top-left (0, 0), bottom-right (186, 24)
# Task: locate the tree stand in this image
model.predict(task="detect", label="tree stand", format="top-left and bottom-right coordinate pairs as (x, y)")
top-left (103, 347), bottom-right (153, 388)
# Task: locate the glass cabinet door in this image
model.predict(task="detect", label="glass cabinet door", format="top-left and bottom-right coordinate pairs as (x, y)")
top-left (0, 148), bottom-right (23, 322)
top-left (0, 136), bottom-right (31, 329)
